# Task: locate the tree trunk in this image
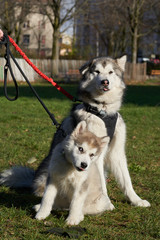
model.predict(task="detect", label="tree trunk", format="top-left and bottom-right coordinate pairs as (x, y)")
top-left (131, 26), bottom-right (138, 80)
top-left (15, 24), bottom-right (22, 45)
top-left (51, 29), bottom-right (59, 75)
top-left (107, 32), bottom-right (114, 56)
top-left (132, 27), bottom-right (138, 64)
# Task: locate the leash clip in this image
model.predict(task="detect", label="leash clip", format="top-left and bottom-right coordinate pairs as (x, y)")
top-left (4, 52), bottom-right (9, 69)
top-left (85, 103), bottom-right (98, 115)
top-left (4, 64), bottom-right (8, 70)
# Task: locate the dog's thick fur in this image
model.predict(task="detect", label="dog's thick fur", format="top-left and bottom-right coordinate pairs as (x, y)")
top-left (34, 121), bottom-right (111, 225)
top-left (0, 55), bottom-right (150, 209)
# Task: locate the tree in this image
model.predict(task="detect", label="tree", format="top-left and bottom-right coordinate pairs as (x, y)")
top-left (91, 0), bottom-right (128, 57)
top-left (0, 0), bottom-right (32, 44)
top-left (33, 0), bottom-right (82, 74)
top-left (124, 0), bottom-right (160, 63)
top-left (74, 0), bottom-right (160, 62)
top-left (35, 0), bottom-right (79, 61)
top-left (74, 0), bottom-right (129, 58)
top-left (152, 2), bottom-right (160, 51)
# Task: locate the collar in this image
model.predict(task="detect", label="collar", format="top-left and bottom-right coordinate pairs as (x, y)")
top-left (83, 102), bottom-right (107, 118)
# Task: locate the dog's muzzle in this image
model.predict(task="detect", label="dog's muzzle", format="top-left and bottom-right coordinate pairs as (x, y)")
top-left (76, 162), bottom-right (88, 171)
top-left (101, 79), bottom-right (109, 91)
top-left (101, 79), bottom-right (109, 85)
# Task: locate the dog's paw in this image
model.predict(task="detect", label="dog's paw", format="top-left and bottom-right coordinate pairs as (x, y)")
top-left (95, 194), bottom-right (115, 212)
top-left (35, 210), bottom-right (50, 220)
top-left (134, 199), bottom-right (151, 207)
top-left (106, 201), bottom-right (115, 211)
top-left (33, 204), bottom-right (41, 212)
top-left (66, 215), bottom-right (84, 225)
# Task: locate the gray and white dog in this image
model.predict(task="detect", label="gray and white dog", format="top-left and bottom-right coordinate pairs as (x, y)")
top-left (34, 120), bottom-right (110, 225)
top-left (0, 55), bottom-right (150, 209)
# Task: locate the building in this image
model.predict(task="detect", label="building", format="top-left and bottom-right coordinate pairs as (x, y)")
top-left (19, 10), bottom-right (72, 58)
top-left (59, 33), bottom-right (72, 56)
top-left (20, 12), bottom-right (53, 58)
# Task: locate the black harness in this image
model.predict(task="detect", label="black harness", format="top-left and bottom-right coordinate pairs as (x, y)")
top-left (49, 102), bottom-right (118, 157)
top-left (83, 103), bottom-right (118, 142)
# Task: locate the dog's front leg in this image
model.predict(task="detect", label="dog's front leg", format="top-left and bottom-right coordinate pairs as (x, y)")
top-left (96, 152), bottom-right (115, 210)
top-left (35, 182), bottom-right (57, 220)
top-left (107, 116), bottom-right (150, 207)
top-left (66, 181), bottom-right (88, 225)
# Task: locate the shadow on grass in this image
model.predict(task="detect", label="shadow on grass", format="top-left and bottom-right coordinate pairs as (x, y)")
top-left (0, 84), bottom-right (78, 102)
top-left (0, 189), bottom-right (38, 215)
top-left (0, 84), bottom-right (160, 106)
top-left (0, 190), bottom-right (68, 219)
top-left (124, 85), bottom-right (160, 106)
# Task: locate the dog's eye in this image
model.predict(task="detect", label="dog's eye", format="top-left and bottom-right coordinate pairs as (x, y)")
top-left (109, 71), bottom-right (113, 74)
top-left (90, 153), bottom-right (94, 158)
top-left (79, 147), bottom-right (83, 152)
top-left (95, 70), bottom-right (100, 74)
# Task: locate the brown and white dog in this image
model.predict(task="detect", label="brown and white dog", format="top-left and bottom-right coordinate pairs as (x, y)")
top-left (34, 121), bottom-right (110, 225)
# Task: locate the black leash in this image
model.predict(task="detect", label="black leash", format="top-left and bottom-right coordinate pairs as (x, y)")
top-left (1, 33), bottom-right (117, 140)
top-left (3, 33), bottom-right (19, 101)
top-left (0, 33), bottom-right (61, 127)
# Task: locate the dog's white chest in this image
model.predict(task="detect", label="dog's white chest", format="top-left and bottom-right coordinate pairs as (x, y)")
top-left (60, 171), bottom-right (87, 196)
top-left (67, 171), bottom-right (84, 187)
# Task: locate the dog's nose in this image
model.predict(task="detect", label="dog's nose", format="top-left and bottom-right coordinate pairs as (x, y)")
top-left (81, 162), bottom-right (88, 169)
top-left (101, 79), bottom-right (109, 85)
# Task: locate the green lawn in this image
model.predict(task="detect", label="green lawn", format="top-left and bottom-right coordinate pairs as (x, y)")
top-left (0, 81), bottom-right (160, 239)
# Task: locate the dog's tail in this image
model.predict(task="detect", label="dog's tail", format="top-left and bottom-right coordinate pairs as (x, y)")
top-left (0, 166), bottom-right (35, 189)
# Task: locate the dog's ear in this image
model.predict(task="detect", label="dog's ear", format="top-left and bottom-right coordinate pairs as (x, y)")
top-left (116, 55), bottom-right (127, 71)
top-left (79, 60), bottom-right (93, 75)
top-left (72, 121), bottom-right (86, 138)
top-left (100, 136), bottom-right (110, 147)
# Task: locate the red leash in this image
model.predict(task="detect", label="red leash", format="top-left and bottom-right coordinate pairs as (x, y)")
top-left (8, 35), bottom-right (75, 102)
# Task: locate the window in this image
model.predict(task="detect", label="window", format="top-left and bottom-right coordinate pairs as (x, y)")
top-left (41, 35), bottom-right (45, 47)
top-left (42, 21), bottom-right (45, 29)
top-left (23, 21), bottom-right (30, 29)
top-left (23, 35), bottom-right (30, 46)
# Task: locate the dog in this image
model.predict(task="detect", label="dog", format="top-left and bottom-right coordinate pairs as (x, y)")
top-left (34, 121), bottom-right (111, 225)
top-left (0, 55), bottom-right (150, 208)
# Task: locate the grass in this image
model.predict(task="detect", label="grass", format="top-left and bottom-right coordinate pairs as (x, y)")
top-left (0, 81), bottom-right (160, 239)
